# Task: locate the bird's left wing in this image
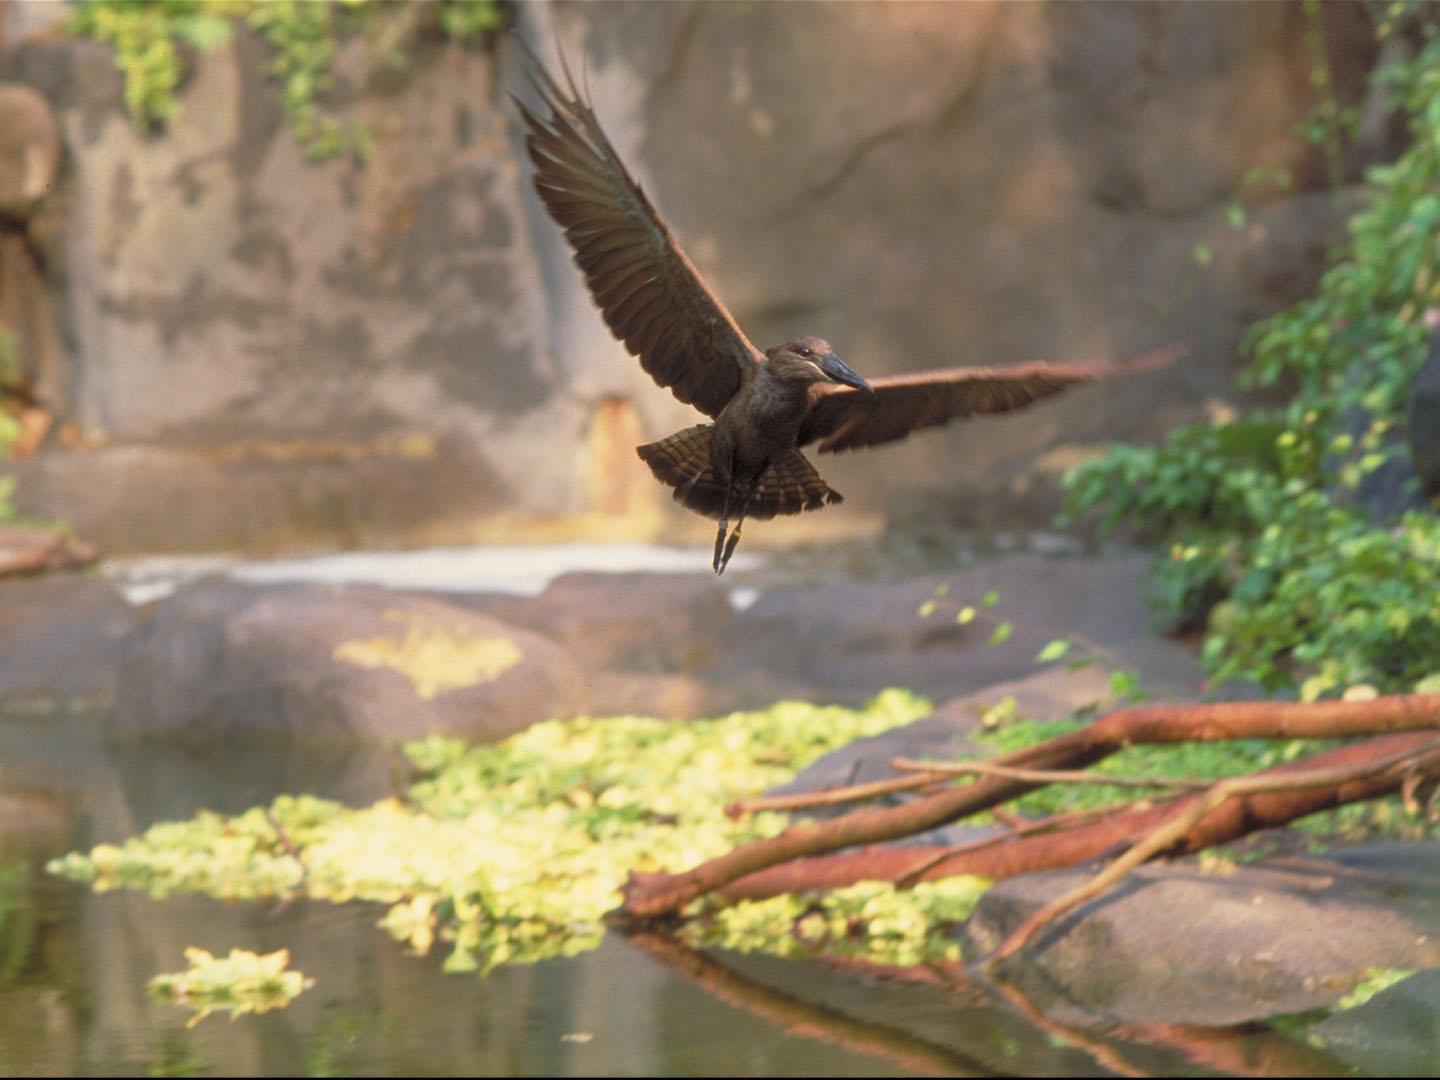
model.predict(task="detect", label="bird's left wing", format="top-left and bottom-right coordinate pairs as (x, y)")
top-left (514, 43), bottom-right (762, 419)
top-left (798, 345), bottom-right (1182, 453)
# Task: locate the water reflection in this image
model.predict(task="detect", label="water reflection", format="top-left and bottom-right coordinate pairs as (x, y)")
top-left (0, 868), bottom-right (1363, 1077)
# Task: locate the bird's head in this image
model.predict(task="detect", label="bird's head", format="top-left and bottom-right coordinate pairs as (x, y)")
top-left (765, 337), bottom-right (873, 392)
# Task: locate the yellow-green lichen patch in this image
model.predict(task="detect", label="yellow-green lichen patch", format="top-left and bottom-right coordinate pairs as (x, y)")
top-left (332, 610), bottom-right (524, 699)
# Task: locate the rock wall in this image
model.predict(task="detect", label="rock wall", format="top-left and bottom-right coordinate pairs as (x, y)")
top-left (0, 0), bottom-right (1379, 553)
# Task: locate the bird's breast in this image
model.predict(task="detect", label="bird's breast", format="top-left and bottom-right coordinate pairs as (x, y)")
top-left (716, 382), bottom-right (809, 473)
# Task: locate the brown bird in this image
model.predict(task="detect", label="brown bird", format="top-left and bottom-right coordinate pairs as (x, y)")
top-left (514, 46), bottom-right (1179, 573)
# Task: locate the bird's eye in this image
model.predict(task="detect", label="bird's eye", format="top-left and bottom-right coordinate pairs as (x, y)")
top-left (795, 346), bottom-right (812, 358)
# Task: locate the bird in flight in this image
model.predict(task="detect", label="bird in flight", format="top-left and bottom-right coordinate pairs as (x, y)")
top-left (514, 44), bottom-right (1179, 574)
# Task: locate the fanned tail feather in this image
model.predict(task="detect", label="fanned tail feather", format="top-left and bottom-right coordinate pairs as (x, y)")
top-left (636, 426), bottom-right (842, 521)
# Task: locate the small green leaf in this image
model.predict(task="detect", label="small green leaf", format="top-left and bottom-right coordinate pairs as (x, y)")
top-left (980, 696), bottom-right (1018, 729)
top-left (173, 13), bottom-right (233, 51)
top-left (956, 606), bottom-right (976, 625)
top-left (1108, 669), bottom-right (1139, 699)
top-left (986, 622), bottom-right (1013, 647)
top-left (1035, 639), bottom-right (1072, 664)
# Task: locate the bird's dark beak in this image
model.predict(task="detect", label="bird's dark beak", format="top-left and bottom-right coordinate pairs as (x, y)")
top-left (820, 352), bottom-right (873, 394)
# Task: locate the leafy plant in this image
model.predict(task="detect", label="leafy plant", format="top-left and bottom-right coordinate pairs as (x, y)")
top-left (51, 692), bottom-right (941, 975)
top-left (681, 876), bottom-right (990, 967)
top-left (1062, 2), bottom-right (1440, 698)
top-left (71, 0), bottom-right (507, 158)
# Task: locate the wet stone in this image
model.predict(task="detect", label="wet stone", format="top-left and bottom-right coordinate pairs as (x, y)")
top-left (963, 842), bottom-right (1440, 1026)
top-left (1308, 967), bottom-right (1440, 1077)
top-left (109, 579), bottom-right (588, 746)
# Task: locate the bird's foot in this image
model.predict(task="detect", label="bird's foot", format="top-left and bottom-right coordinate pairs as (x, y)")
top-left (717, 526), bottom-right (742, 575)
top-left (712, 520), bottom-right (728, 573)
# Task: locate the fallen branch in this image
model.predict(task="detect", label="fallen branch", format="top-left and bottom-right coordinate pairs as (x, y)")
top-left (890, 755), bottom-right (1211, 790)
top-left (726, 769), bottom-right (951, 818)
top-left (891, 801), bottom-right (1140, 888)
top-left (987, 734), bottom-right (1440, 965)
top-left (616, 693), bottom-right (1440, 920)
top-left (717, 731), bottom-right (1440, 902)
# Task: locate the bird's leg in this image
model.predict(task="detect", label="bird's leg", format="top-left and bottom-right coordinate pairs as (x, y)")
top-left (717, 486), bottom-right (755, 575)
top-left (712, 486), bottom-right (733, 574)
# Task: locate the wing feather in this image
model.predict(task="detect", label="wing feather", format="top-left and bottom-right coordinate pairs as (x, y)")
top-left (798, 345), bottom-right (1183, 453)
top-left (515, 43), bottom-right (762, 418)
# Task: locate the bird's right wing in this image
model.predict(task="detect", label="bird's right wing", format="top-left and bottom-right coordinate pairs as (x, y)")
top-left (798, 345), bottom-right (1183, 453)
top-left (514, 43), bottom-right (762, 419)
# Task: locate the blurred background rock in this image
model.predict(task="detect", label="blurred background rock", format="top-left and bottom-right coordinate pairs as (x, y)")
top-left (0, 0), bottom-right (1386, 555)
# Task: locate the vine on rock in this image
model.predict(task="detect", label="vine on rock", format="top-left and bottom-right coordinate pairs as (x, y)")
top-left (70, 0), bottom-right (507, 159)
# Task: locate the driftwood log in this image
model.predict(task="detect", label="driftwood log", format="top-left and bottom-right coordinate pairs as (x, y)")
top-left (614, 694), bottom-right (1440, 961)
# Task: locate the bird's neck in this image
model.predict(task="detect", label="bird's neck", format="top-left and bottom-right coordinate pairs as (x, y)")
top-left (749, 366), bottom-right (814, 419)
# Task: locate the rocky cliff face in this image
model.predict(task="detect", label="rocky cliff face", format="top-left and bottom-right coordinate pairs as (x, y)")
top-left (0, 0), bottom-right (1378, 553)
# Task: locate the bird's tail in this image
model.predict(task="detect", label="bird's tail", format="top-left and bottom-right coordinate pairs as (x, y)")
top-left (636, 425), bottom-right (843, 521)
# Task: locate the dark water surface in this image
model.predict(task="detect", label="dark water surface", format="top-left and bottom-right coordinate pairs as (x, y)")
top-left (0, 709), bottom-right (1357, 1077)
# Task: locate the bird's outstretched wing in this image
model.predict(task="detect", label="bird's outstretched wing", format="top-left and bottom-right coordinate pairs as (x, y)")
top-left (798, 345), bottom-right (1183, 453)
top-left (514, 41), bottom-right (762, 418)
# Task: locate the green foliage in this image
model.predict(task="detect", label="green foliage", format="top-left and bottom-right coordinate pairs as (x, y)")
top-left (974, 713), bottom-right (1327, 818)
top-left (976, 708), bottom-right (1437, 842)
top-left (148, 946), bottom-right (312, 1026)
top-left (1334, 965), bottom-right (1418, 1010)
top-left (0, 328), bottom-right (25, 463)
top-left (244, 0), bottom-right (371, 161)
top-left (51, 692), bottom-right (944, 975)
top-left (71, 0), bottom-right (507, 158)
top-left (69, 0), bottom-right (235, 125)
top-left (0, 477), bottom-right (19, 522)
top-left (1060, 4), bottom-right (1440, 697)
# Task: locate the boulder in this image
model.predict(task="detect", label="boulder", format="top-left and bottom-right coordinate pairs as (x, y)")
top-left (0, 572), bottom-right (134, 711)
top-left (479, 570), bottom-right (736, 674)
top-left (0, 524), bottom-right (96, 579)
top-left (964, 842), bottom-right (1440, 1025)
top-left (581, 671), bottom-right (718, 721)
top-left (110, 580), bottom-right (587, 745)
top-left (710, 552), bottom-right (1207, 706)
top-left (0, 82), bottom-right (57, 213)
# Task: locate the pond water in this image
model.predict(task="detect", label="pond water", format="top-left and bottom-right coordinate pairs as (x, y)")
top-left (0, 706), bottom-right (1363, 1078)
top-left (0, 543), bottom-right (1371, 1076)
